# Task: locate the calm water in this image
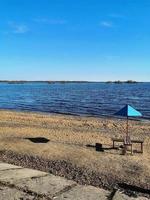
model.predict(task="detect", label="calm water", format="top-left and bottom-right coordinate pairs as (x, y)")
top-left (0, 82), bottom-right (150, 119)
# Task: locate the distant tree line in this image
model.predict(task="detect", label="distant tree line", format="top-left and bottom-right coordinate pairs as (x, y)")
top-left (0, 80), bottom-right (139, 84)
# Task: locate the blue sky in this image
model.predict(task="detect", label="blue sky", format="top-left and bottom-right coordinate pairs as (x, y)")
top-left (0, 0), bottom-right (150, 81)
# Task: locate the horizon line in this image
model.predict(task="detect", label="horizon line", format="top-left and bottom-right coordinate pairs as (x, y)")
top-left (0, 80), bottom-right (149, 83)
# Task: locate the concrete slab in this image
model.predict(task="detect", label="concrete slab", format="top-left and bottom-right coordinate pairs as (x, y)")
top-left (14, 174), bottom-right (76, 198)
top-left (0, 168), bottom-right (47, 183)
top-left (0, 185), bottom-right (35, 200)
top-left (0, 163), bottom-right (22, 171)
top-left (53, 185), bottom-right (110, 200)
top-left (112, 191), bottom-right (149, 200)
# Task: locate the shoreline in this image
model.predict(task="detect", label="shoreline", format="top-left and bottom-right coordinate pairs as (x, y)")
top-left (0, 108), bottom-right (149, 122)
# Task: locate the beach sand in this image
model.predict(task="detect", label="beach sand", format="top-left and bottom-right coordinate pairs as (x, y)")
top-left (0, 110), bottom-right (149, 194)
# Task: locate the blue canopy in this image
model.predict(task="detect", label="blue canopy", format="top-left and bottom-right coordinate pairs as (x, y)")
top-left (115, 104), bottom-right (142, 117)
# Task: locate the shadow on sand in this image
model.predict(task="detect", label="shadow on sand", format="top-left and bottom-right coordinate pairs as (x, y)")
top-left (25, 137), bottom-right (50, 143)
top-left (86, 143), bottom-right (120, 152)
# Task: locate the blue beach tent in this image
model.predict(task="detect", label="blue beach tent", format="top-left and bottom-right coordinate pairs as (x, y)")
top-left (115, 104), bottom-right (142, 137)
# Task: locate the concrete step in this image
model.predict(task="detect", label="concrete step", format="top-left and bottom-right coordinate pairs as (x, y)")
top-left (53, 185), bottom-right (110, 200)
top-left (13, 174), bottom-right (76, 198)
top-left (0, 185), bottom-right (35, 200)
top-left (0, 167), bottom-right (47, 183)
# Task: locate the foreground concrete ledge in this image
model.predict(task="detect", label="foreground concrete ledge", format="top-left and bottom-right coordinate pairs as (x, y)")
top-left (14, 174), bottom-right (76, 198)
top-left (112, 191), bottom-right (149, 200)
top-left (0, 185), bottom-right (35, 200)
top-left (0, 163), bottom-right (22, 171)
top-left (53, 185), bottom-right (110, 200)
top-left (0, 167), bottom-right (47, 183)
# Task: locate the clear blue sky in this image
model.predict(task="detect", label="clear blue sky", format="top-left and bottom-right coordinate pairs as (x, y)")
top-left (0, 0), bottom-right (150, 81)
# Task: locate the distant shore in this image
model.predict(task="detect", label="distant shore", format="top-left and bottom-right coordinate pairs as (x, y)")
top-left (0, 80), bottom-right (144, 84)
top-left (0, 80), bottom-right (91, 84)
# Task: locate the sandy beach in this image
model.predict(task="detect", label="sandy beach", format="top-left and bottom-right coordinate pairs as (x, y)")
top-left (0, 110), bottom-right (149, 195)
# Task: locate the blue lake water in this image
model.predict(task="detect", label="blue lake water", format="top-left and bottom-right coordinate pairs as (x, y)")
top-left (0, 82), bottom-right (150, 119)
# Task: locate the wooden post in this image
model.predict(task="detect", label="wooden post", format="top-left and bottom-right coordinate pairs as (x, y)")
top-left (113, 140), bottom-right (115, 149)
top-left (141, 142), bottom-right (143, 153)
top-left (127, 116), bottom-right (129, 137)
top-left (131, 144), bottom-right (133, 155)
